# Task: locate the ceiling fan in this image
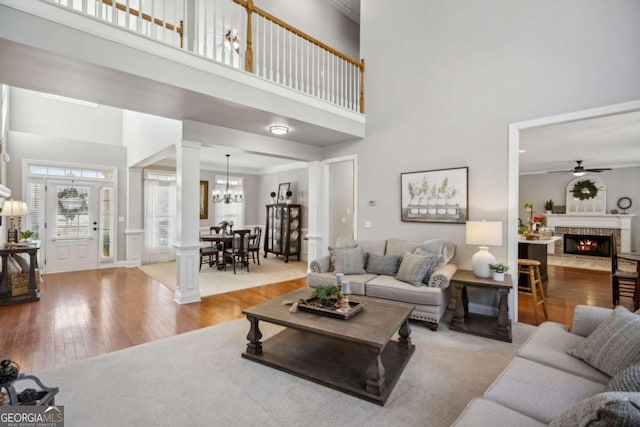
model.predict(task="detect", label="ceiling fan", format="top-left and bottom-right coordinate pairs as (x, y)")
top-left (547, 160), bottom-right (611, 177)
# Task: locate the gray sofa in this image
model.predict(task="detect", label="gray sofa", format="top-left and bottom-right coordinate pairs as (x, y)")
top-left (452, 305), bottom-right (640, 426)
top-left (307, 238), bottom-right (457, 329)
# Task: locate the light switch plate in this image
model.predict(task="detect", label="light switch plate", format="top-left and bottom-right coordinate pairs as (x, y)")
top-left (364, 221), bottom-right (372, 228)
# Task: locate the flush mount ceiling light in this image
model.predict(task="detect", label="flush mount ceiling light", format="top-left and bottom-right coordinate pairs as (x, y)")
top-left (269, 125), bottom-right (289, 135)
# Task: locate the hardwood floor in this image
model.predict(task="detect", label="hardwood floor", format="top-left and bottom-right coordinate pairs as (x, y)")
top-left (517, 264), bottom-right (618, 326)
top-left (0, 264), bottom-right (622, 374)
top-left (0, 268), bottom-right (306, 373)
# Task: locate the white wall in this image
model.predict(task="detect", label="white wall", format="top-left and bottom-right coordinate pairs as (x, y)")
top-left (122, 110), bottom-right (182, 167)
top-left (10, 87), bottom-right (123, 146)
top-left (325, 0), bottom-right (640, 266)
top-left (6, 131), bottom-right (128, 260)
top-left (255, 0), bottom-right (360, 60)
top-left (520, 167), bottom-right (640, 250)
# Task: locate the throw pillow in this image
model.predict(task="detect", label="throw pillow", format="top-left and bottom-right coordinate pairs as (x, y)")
top-left (413, 248), bottom-right (444, 283)
top-left (395, 252), bottom-right (430, 287)
top-left (420, 239), bottom-right (456, 264)
top-left (331, 246), bottom-right (366, 275)
top-left (567, 306), bottom-right (640, 376)
top-left (549, 392), bottom-right (640, 427)
top-left (607, 362), bottom-right (640, 392)
top-left (385, 239), bottom-right (421, 258)
top-left (365, 253), bottom-right (400, 276)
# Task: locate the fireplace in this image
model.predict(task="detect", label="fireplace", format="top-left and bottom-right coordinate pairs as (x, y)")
top-left (563, 234), bottom-right (611, 258)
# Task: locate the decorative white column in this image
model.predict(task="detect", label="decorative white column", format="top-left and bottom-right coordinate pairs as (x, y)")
top-left (306, 161), bottom-right (323, 270)
top-left (174, 141), bottom-right (202, 304)
top-left (125, 167), bottom-right (144, 267)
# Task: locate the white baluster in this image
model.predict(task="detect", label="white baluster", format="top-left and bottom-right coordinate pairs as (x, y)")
top-left (269, 21), bottom-right (273, 81)
top-left (125, 0), bottom-right (130, 30)
top-left (274, 24), bottom-right (280, 83)
top-left (294, 35), bottom-right (298, 90)
top-left (288, 30), bottom-right (292, 87)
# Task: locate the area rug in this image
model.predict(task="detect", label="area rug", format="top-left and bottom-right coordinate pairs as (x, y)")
top-left (38, 316), bottom-right (535, 427)
top-left (138, 256), bottom-right (308, 297)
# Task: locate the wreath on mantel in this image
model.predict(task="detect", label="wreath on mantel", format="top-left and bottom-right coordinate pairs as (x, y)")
top-left (571, 180), bottom-right (598, 201)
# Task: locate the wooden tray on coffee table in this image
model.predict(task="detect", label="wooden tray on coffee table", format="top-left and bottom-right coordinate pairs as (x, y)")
top-left (296, 296), bottom-right (364, 319)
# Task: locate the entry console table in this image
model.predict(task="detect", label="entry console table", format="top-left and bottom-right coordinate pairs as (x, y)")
top-left (0, 245), bottom-right (40, 306)
top-left (450, 269), bottom-right (512, 342)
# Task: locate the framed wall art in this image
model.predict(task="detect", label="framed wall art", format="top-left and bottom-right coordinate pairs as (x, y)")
top-left (200, 180), bottom-right (209, 219)
top-left (401, 166), bottom-right (468, 224)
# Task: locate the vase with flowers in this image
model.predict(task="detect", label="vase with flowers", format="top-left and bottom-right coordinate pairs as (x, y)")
top-left (218, 220), bottom-right (231, 235)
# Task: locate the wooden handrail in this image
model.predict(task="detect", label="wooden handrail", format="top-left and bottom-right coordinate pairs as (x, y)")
top-left (101, 0), bottom-right (184, 48)
top-left (233, 0), bottom-right (361, 68)
top-left (233, 0), bottom-right (365, 113)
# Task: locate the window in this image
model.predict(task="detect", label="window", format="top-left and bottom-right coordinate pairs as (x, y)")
top-left (144, 171), bottom-right (177, 263)
top-left (25, 181), bottom-right (43, 240)
top-left (213, 175), bottom-right (245, 226)
top-left (100, 187), bottom-right (114, 260)
top-left (55, 185), bottom-right (91, 238)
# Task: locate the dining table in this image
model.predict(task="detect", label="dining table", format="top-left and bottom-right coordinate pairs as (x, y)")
top-left (200, 231), bottom-right (257, 269)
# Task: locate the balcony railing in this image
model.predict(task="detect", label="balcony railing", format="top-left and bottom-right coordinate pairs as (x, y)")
top-left (43, 0), bottom-right (364, 113)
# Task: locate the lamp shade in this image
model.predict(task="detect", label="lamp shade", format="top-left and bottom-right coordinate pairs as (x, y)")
top-left (466, 220), bottom-right (503, 278)
top-left (466, 221), bottom-right (503, 246)
top-left (0, 200), bottom-right (28, 216)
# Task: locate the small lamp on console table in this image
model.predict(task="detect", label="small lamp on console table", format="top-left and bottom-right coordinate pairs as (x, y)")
top-left (0, 200), bottom-right (28, 245)
top-left (466, 220), bottom-right (503, 278)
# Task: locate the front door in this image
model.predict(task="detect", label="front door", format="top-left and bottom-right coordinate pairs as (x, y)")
top-left (45, 180), bottom-right (99, 273)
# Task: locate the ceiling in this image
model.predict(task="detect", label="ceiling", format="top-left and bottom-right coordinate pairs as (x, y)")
top-left (155, 145), bottom-right (308, 174)
top-left (519, 109), bottom-right (640, 175)
top-left (324, 0), bottom-right (361, 24)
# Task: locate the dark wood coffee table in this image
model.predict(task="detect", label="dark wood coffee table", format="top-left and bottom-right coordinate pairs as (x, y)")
top-left (241, 288), bottom-right (415, 406)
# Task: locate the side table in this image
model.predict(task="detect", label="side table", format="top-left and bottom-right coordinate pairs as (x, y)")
top-left (450, 269), bottom-right (512, 342)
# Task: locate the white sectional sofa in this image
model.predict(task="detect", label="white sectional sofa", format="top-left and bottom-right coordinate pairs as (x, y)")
top-left (452, 305), bottom-right (640, 426)
top-left (307, 238), bottom-right (457, 329)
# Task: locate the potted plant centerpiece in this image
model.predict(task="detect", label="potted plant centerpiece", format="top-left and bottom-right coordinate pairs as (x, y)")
top-left (489, 263), bottom-right (509, 282)
top-left (544, 199), bottom-right (554, 214)
top-left (311, 285), bottom-right (340, 306)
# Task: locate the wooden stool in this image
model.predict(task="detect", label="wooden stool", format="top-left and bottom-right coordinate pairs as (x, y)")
top-left (518, 259), bottom-right (548, 325)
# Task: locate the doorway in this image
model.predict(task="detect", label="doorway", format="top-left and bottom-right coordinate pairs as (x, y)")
top-left (24, 162), bottom-right (117, 273)
top-left (45, 180), bottom-right (100, 272)
top-left (508, 99), bottom-right (640, 322)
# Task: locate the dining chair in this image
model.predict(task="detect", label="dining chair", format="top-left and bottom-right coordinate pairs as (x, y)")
top-left (200, 245), bottom-right (220, 271)
top-left (224, 229), bottom-right (251, 274)
top-left (248, 226), bottom-right (262, 265)
top-left (210, 226), bottom-right (221, 234)
top-left (610, 234), bottom-right (638, 309)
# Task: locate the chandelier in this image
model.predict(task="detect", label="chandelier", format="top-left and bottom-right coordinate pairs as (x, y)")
top-left (212, 154), bottom-right (244, 204)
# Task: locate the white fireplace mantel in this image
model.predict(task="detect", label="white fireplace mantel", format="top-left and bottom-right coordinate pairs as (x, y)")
top-left (546, 214), bottom-right (636, 252)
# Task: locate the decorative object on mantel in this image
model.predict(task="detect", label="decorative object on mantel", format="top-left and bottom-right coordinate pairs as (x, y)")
top-left (571, 179), bottom-right (598, 200)
top-left (270, 191), bottom-right (277, 205)
top-left (611, 209), bottom-right (619, 214)
top-left (285, 190), bottom-right (293, 204)
top-left (466, 220), bottom-right (502, 278)
top-left (617, 196), bottom-right (632, 214)
top-left (544, 199), bottom-right (554, 214)
top-left (552, 205), bottom-right (566, 214)
top-left (566, 177), bottom-right (606, 214)
top-left (488, 263), bottom-right (508, 282)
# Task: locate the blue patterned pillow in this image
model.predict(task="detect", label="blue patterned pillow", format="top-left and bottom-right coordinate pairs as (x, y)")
top-left (365, 253), bottom-right (400, 275)
top-left (414, 248), bottom-right (444, 283)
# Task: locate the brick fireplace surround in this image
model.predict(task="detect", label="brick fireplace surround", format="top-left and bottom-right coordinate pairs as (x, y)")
top-left (546, 214), bottom-right (636, 260)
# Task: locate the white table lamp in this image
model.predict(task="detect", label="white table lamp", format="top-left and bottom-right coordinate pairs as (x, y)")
top-left (466, 220), bottom-right (503, 278)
